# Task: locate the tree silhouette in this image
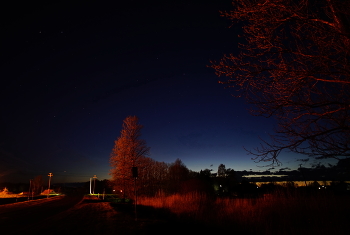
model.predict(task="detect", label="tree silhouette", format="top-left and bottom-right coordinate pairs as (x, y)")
top-left (135, 156), bottom-right (168, 196)
top-left (166, 158), bottom-right (189, 193)
top-left (110, 116), bottom-right (150, 198)
top-left (199, 168), bottom-right (213, 179)
top-left (210, 0), bottom-right (350, 166)
top-left (217, 164), bottom-right (226, 177)
top-left (32, 175), bottom-right (43, 195)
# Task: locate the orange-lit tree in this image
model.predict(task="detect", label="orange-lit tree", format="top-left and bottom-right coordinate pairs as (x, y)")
top-left (210, 0), bottom-right (350, 166)
top-left (137, 157), bottom-right (169, 196)
top-left (110, 116), bottom-right (150, 198)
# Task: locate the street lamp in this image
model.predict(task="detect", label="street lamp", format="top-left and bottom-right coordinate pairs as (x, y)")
top-left (47, 173), bottom-right (53, 198)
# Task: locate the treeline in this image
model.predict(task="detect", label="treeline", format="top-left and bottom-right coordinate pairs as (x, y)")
top-left (108, 156), bottom-right (350, 199)
top-left (0, 175), bottom-right (44, 194)
top-left (109, 116), bottom-right (239, 199)
top-left (109, 116), bottom-right (350, 199)
top-left (109, 157), bottom-right (239, 198)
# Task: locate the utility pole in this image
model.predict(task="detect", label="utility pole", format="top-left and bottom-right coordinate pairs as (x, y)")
top-left (299, 164), bottom-right (307, 186)
top-left (93, 175), bottom-right (97, 194)
top-left (132, 167), bottom-right (138, 221)
top-left (90, 178), bottom-right (92, 194)
top-left (47, 173), bottom-right (53, 198)
top-left (28, 179), bottom-right (32, 201)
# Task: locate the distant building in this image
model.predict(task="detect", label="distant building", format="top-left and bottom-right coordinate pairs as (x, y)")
top-left (41, 189), bottom-right (56, 195)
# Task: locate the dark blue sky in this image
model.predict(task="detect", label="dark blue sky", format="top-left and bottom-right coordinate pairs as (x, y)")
top-left (0, 0), bottom-right (335, 183)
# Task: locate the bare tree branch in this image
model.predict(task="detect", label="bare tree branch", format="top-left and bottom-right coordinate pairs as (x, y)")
top-left (210, 0), bottom-right (350, 166)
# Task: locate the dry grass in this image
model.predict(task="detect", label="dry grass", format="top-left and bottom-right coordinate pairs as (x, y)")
top-left (0, 193), bottom-right (23, 198)
top-left (138, 191), bottom-right (350, 235)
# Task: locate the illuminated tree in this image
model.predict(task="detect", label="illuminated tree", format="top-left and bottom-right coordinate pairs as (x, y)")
top-left (210, 0), bottom-right (350, 166)
top-left (110, 116), bottom-right (150, 198)
top-left (136, 157), bottom-right (169, 196)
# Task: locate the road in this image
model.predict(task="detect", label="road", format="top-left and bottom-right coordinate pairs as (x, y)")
top-left (0, 194), bottom-right (124, 235)
top-left (0, 194), bottom-right (222, 235)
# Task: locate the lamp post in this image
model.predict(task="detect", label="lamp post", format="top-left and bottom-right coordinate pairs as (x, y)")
top-left (47, 173), bottom-right (53, 198)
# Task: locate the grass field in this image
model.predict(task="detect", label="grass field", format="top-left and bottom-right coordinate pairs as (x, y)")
top-left (1, 190), bottom-right (349, 234)
top-left (138, 191), bottom-right (350, 235)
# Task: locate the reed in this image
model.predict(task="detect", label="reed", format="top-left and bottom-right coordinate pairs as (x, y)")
top-left (138, 191), bottom-right (350, 235)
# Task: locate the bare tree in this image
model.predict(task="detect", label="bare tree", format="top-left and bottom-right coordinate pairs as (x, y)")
top-left (148, 160), bottom-right (169, 196)
top-left (110, 116), bottom-right (150, 198)
top-left (135, 156), bottom-right (169, 196)
top-left (217, 164), bottom-right (226, 177)
top-left (31, 175), bottom-right (43, 195)
top-left (166, 158), bottom-right (189, 193)
top-left (210, 0), bottom-right (350, 166)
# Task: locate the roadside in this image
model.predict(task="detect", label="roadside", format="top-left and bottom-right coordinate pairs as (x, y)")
top-left (1, 193), bottom-right (83, 234)
top-left (2, 195), bottom-right (230, 235)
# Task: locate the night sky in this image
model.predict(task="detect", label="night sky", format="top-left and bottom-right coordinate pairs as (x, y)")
top-left (0, 0), bottom-right (335, 183)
